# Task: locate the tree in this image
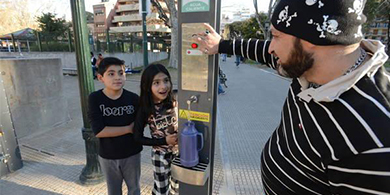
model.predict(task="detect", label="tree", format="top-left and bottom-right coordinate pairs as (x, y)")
top-left (0, 0), bottom-right (38, 35)
top-left (86, 11), bottom-right (94, 22)
top-left (253, 0), bottom-right (280, 39)
top-left (242, 15), bottom-right (268, 39)
top-left (225, 15), bottom-right (268, 40)
top-left (225, 21), bottom-right (244, 39)
top-left (36, 12), bottom-right (70, 41)
top-left (363, 0), bottom-right (389, 54)
top-left (151, 0), bottom-right (178, 68)
top-left (363, 0), bottom-right (389, 25)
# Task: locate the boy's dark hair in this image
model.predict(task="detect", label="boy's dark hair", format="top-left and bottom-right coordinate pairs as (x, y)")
top-left (139, 64), bottom-right (175, 117)
top-left (97, 57), bottom-right (125, 75)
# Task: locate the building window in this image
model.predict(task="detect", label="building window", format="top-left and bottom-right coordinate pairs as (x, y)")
top-left (95, 10), bottom-right (104, 16)
top-left (96, 24), bottom-right (105, 28)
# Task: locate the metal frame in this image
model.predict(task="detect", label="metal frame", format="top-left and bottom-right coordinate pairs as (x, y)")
top-left (0, 73), bottom-right (23, 178)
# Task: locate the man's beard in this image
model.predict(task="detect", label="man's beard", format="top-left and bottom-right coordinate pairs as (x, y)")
top-left (278, 38), bottom-right (314, 78)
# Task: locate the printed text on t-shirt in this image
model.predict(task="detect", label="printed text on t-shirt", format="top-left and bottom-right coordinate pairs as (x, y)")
top-left (152, 115), bottom-right (177, 130)
top-left (100, 104), bottom-right (135, 116)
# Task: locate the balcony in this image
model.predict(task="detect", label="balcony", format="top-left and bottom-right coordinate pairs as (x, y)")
top-left (118, 0), bottom-right (138, 3)
top-left (146, 13), bottom-right (159, 20)
top-left (112, 14), bottom-right (142, 23)
top-left (112, 13), bottom-right (159, 23)
top-left (116, 4), bottom-right (139, 12)
top-left (110, 25), bottom-right (171, 33)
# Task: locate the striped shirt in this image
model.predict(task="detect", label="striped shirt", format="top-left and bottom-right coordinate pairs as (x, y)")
top-left (219, 39), bottom-right (390, 195)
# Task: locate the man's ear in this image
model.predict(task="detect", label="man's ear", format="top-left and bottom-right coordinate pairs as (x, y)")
top-left (300, 39), bottom-right (316, 50)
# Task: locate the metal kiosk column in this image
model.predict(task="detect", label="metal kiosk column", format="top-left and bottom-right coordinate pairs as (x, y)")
top-left (171, 0), bottom-right (221, 194)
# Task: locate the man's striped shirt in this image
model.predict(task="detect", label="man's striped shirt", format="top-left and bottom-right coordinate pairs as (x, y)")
top-left (219, 39), bottom-right (390, 195)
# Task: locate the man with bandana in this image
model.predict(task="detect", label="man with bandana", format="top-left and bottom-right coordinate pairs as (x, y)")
top-left (194, 0), bottom-right (390, 194)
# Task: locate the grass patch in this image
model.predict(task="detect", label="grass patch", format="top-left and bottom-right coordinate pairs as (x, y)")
top-left (385, 61), bottom-right (390, 69)
top-left (245, 59), bottom-right (269, 69)
top-left (151, 58), bottom-right (170, 66)
top-left (131, 66), bottom-right (143, 71)
top-left (244, 59), bottom-right (259, 64)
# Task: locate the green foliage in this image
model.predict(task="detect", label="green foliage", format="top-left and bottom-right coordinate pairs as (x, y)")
top-left (86, 11), bottom-right (94, 22)
top-left (225, 13), bottom-right (268, 40)
top-left (36, 12), bottom-right (69, 41)
top-left (30, 41), bottom-right (73, 52)
top-left (241, 17), bottom-right (263, 39)
top-left (363, 0), bottom-right (389, 32)
top-left (225, 21), bottom-right (243, 39)
top-left (385, 61), bottom-right (390, 69)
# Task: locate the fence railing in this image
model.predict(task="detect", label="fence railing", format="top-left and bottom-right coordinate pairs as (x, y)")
top-left (0, 34), bottom-right (170, 53)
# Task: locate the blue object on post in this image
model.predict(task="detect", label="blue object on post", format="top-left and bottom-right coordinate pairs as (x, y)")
top-left (180, 121), bottom-right (204, 167)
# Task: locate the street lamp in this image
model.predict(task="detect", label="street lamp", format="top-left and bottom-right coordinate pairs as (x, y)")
top-left (264, 21), bottom-right (270, 40)
top-left (264, 21), bottom-right (270, 32)
top-left (141, 0), bottom-right (149, 68)
top-left (70, 0), bottom-right (103, 185)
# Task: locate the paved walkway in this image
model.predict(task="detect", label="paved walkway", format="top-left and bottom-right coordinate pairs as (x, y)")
top-left (217, 59), bottom-right (290, 195)
top-left (0, 57), bottom-right (290, 194)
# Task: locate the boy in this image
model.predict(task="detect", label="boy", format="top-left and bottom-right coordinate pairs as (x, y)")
top-left (88, 57), bottom-right (142, 195)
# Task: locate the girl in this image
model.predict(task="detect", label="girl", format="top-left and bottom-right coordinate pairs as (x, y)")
top-left (134, 64), bottom-right (179, 195)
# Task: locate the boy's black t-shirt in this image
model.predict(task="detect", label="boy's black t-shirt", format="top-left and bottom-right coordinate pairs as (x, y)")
top-left (88, 89), bottom-right (142, 159)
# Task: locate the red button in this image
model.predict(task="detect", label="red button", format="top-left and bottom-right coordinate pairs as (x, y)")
top-left (191, 43), bottom-right (198, 49)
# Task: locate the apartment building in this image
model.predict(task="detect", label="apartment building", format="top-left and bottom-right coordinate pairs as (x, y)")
top-left (93, 0), bottom-right (170, 42)
top-left (366, 17), bottom-right (389, 50)
top-left (93, 0), bottom-right (117, 41)
top-left (111, 0), bottom-right (170, 35)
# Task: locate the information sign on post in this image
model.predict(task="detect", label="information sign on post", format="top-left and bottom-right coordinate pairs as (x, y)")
top-left (182, 0), bottom-right (210, 13)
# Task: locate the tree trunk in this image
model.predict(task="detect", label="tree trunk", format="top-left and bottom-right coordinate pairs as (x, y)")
top-left (253, 0), bottom-right (266, 39)
top-left (253, 0), bottom-right (279, 40)
top-left (165, 0), bottom-right (178, 69)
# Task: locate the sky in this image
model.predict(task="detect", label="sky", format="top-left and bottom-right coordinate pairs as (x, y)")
top-left (221, 0), bottom-right (271, 13)
top-left (28, 0), bottom-right (101, 21)
top-left (28, 0), bottom-right (271, 21)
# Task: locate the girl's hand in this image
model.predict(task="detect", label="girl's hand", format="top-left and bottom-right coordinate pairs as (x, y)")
top-left (166, 134), bottom-right (178, 145)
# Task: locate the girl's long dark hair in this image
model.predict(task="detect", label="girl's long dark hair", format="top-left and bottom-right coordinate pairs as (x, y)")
top-left (139, 64), bottom-right (175, 117)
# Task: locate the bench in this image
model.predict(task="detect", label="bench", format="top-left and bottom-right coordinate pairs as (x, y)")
top-left (62, 68), bottom-right (78, 76)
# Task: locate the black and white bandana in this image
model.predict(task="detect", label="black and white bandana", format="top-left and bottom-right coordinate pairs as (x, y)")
top-left (271, 0), bottom-right (367, 45)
